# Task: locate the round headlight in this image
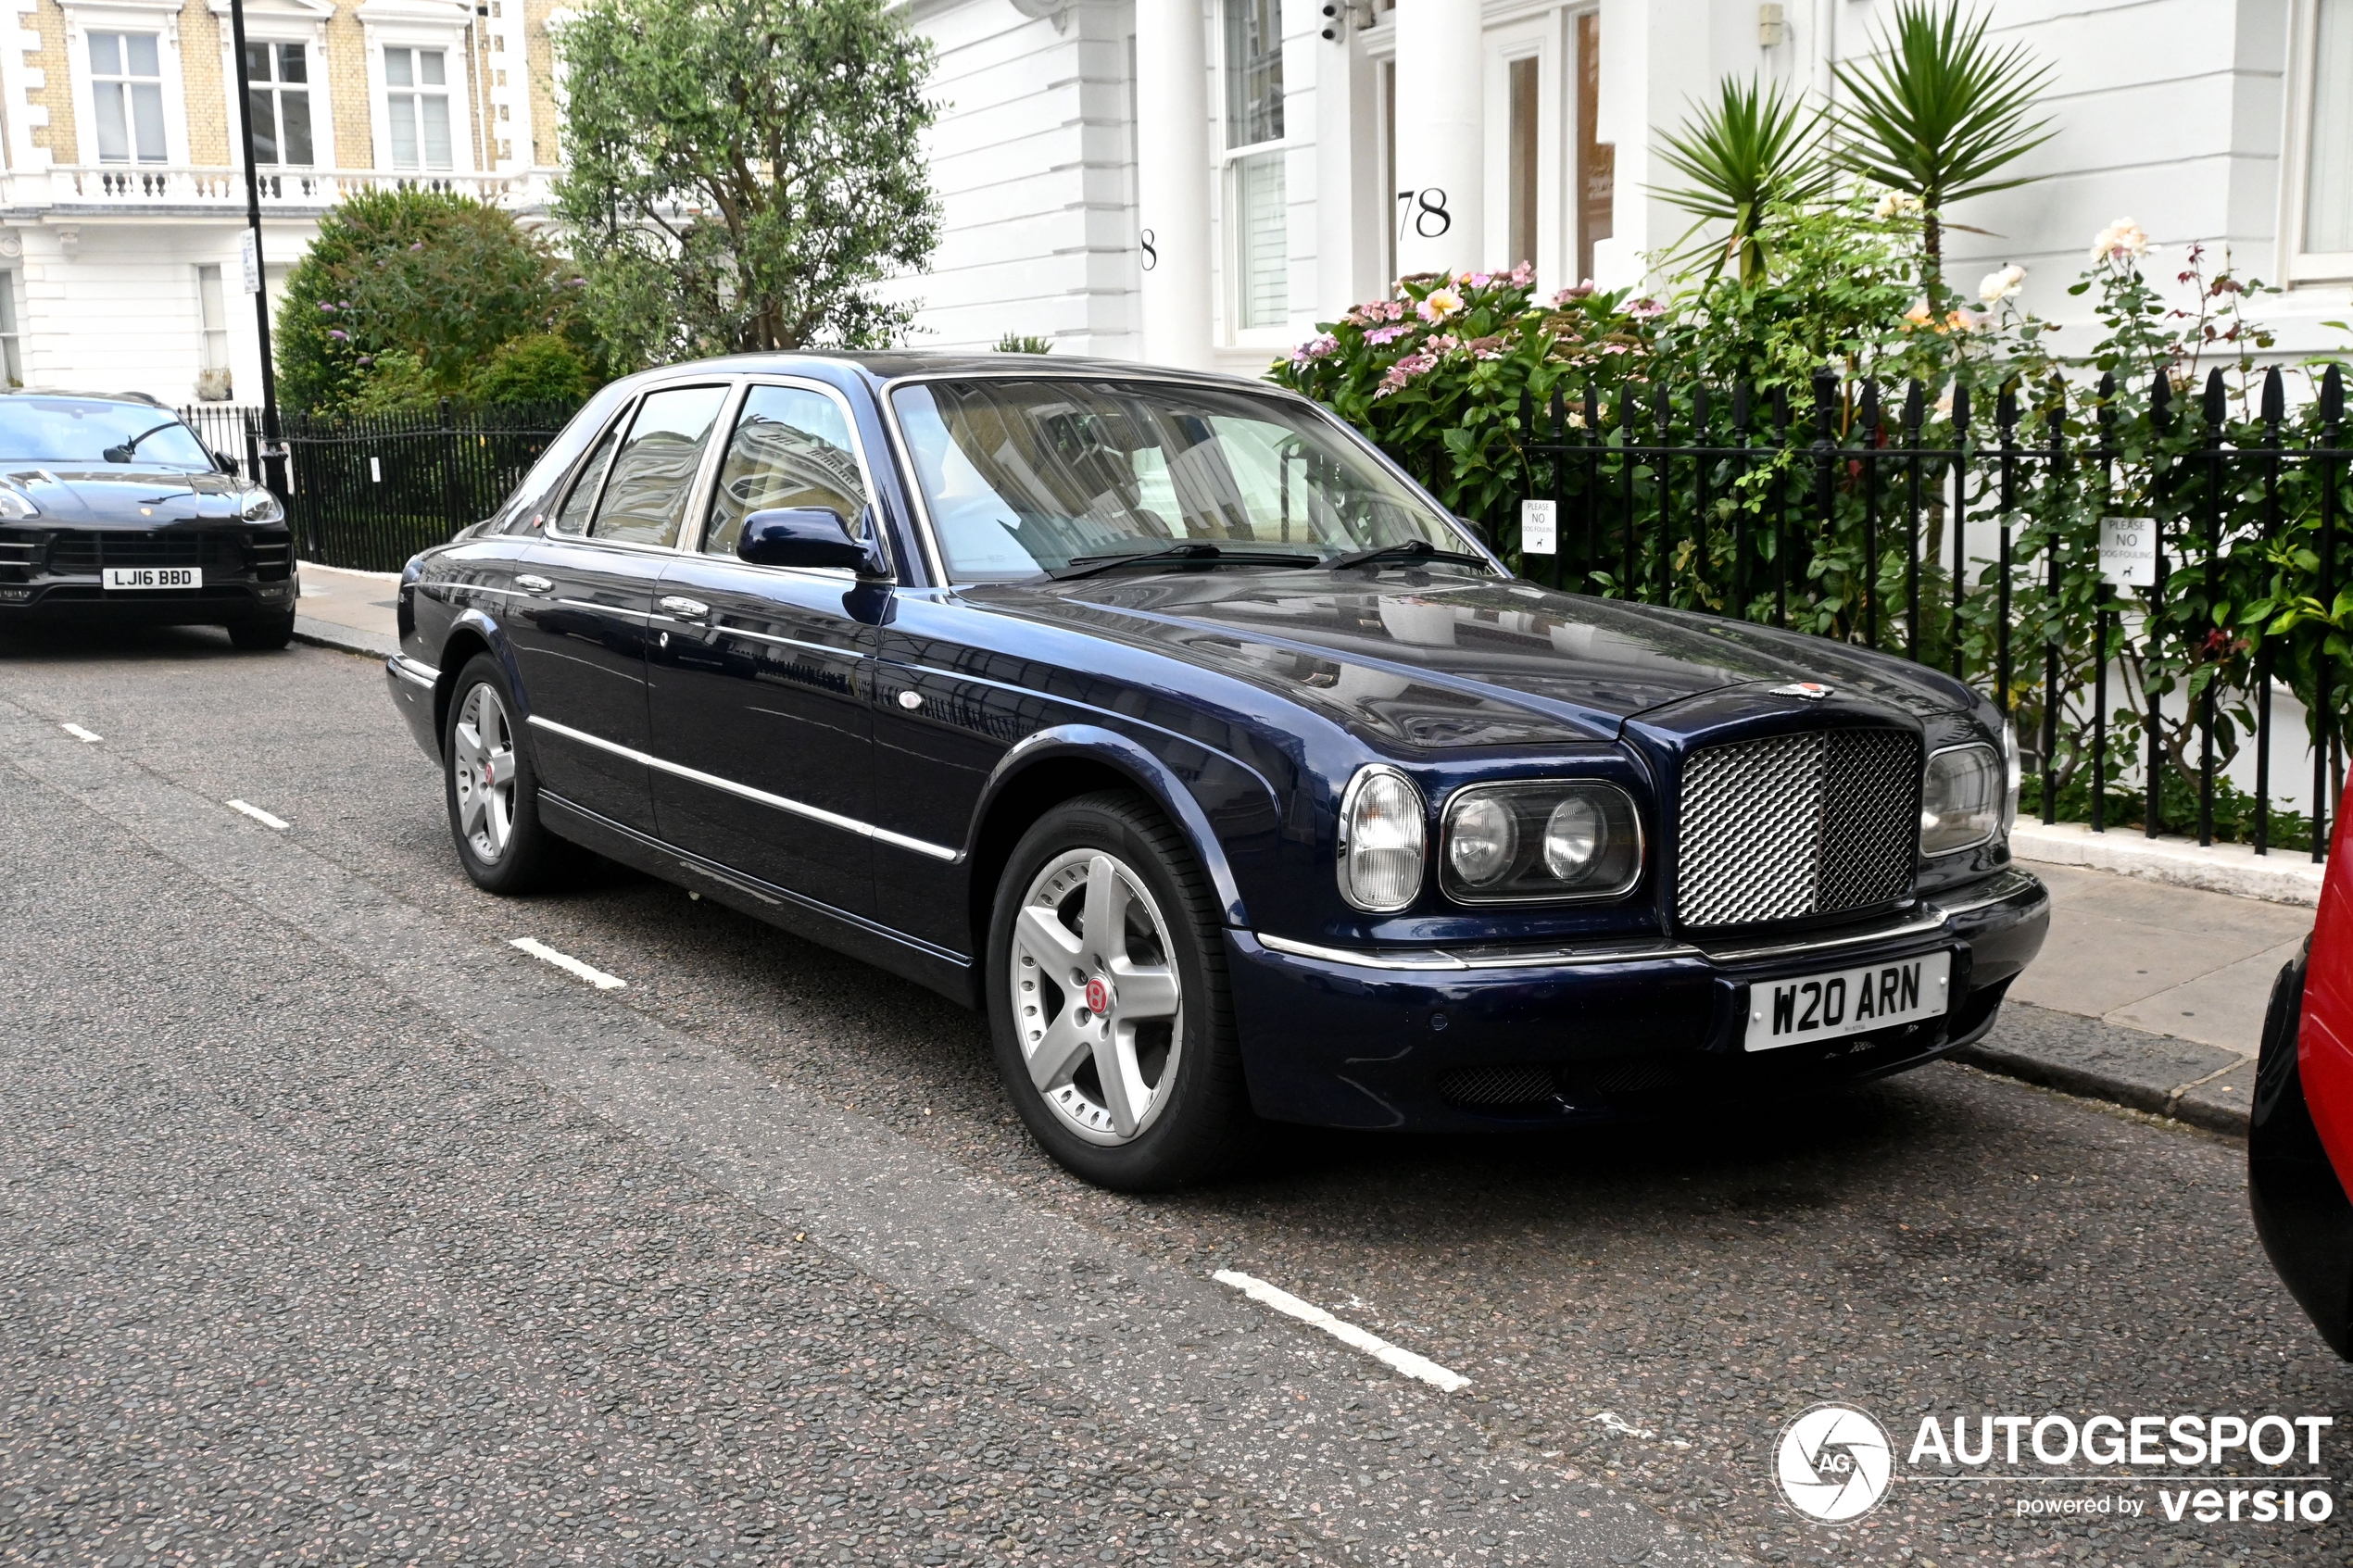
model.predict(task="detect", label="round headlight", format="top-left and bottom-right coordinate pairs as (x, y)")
top-left (1338, 766), bottom-right (1427, 911)
top-left (1542, 795), bottom-right (1604, 879)
top-left (1447, 795), bottom-right (1518, 885)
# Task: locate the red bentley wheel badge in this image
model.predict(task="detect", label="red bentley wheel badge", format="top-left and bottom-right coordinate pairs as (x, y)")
top-left (1084, 977), bottom-right (1110, 1013)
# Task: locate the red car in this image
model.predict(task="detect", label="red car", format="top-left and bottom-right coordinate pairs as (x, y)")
top-left (2251, 802), bottom-right (2353, 1359)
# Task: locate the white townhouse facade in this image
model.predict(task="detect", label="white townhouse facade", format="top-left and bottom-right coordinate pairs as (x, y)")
top-left (0, 0), bottom-right (562, 404)
top-left (890, 0), bottom-right (2353, 374)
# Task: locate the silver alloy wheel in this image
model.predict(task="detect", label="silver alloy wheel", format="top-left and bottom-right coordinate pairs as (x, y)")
top-left (1009, 847), bottom-right (1185, 1146)
top-left (452, 681), bottom-right (520, 864)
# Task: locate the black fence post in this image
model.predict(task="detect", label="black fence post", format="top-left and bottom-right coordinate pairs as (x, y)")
top-left (2320, 366), bottom-right (2343, 864)
top-left (1995, 380), bottom-right (2019, 720)
top-left (2257, 367), bottom-right (2284, 854)
top-left (2093, 372), bottom-right (2116, 835)
top-left (1692, 383), bottom-right (1713, 609)
top-left (2147, 371), bottom-right (2173, 840)
top-left (1771, 383), bottom-right (1791, 629)
top-left (1905, 380), bottom-right (1924, 664)
top-left (2042, 380), bottom-right (2066, 825)
top-left (1861, 379), bottom-right (1881, 650)
top-left (1731, 382), bottom-right (1753, 618)
top-left (1950, 381), bottom-right (1972, 682)
top-left (2198, 369), bottom-right (2226, 847)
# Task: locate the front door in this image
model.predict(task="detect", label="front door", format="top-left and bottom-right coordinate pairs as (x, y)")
top-left (646, 381), bottom-right (884, 916)
top-left (507, 382), bottom-right (731, 834)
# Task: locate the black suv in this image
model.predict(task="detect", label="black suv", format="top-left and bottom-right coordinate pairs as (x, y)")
top-left (0, 392), bottom-right (296, 648)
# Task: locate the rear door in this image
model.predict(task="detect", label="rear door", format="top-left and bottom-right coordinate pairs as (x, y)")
top-left (506, 382), bottom-right (732, 834)
top-left (646, 379), bottom-right (889, 915)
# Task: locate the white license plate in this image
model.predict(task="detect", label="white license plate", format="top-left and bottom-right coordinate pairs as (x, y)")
top-left (102, 566), bottom-right (202, 590)
top-left (1745, 950), bottom-right (1952, 1051)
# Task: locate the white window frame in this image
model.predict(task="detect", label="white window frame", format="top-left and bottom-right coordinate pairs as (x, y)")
top-left (2283, 0), bottom-right (2353, 283)
top-left (0, 270), bottom-right (24, 388)
top-left (61, 0), bottom-right (191, 169)
top-left (1482, 9), bottom-right (1565, 294)
top-left (207, 0), bottom-right (336, 173)
top-left (357, 0), bottom-right (475, 177)
top-left (1216, 0), bottom-right (1294, 349)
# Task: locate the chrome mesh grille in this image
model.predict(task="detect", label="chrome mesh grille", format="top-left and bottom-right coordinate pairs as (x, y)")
top-left (1674, 728), bottom-right (1920, 930)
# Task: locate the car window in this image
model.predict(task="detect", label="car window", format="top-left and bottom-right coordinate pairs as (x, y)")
top-left (551, 418), bottom-right (623, 535)
top-left (586, 383), bottom-right (730, 547)
top-left (702, 385), bottom-right (871, 558)
top-left (0, 398), bottom-right (213, 467)
top-left (889, 378), bottom-right (1471, 581)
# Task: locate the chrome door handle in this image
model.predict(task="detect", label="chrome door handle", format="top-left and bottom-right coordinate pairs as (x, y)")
top-left (658, 595), bottom-right (711, 621)
top-left (515, 574), bottom-right (554, 594)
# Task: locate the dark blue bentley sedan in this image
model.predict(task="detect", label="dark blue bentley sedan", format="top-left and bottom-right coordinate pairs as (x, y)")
top-left (385, 353), bottom-right (2048, 1189)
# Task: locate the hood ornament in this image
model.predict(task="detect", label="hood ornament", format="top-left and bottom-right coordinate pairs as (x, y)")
top-left (1771, 682), bottom-right (1834, 700)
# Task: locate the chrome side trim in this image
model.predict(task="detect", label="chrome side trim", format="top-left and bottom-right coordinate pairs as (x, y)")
top-left (525, 714), bottom-right (961, 862)
top-left (1254, 934), bottom-right (1468, 971)
top-left (388, 654), bottom-right (439, 691)
top-left (1693, 909), bottom-right (1947, 963)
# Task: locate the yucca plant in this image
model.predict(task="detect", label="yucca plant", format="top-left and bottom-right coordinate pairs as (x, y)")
top-left (1650, 75), bottom-right (1833, 288)
top-left (1833, 0), bottom-right (2054, 298)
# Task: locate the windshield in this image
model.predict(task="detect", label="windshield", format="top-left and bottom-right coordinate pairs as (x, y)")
top-left (889, 378), bottom-right (1482, 581)
top-left (0, 399), bottom-right (214, 467)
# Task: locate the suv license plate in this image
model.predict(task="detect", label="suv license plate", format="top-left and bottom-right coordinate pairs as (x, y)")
top-left (103, 567), bottom-right (202, 590)
top-left (1745, 950), bottom-right (1951, 1052)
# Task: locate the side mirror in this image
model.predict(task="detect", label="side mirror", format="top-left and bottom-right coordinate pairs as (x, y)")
top-left (212, 449), bottom-right (241, 476)
top-left (737, 507), bottom-right (888, 577)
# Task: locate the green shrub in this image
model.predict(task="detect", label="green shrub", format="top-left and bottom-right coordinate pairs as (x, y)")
top-left (465, 333), bottom-right (593, 406)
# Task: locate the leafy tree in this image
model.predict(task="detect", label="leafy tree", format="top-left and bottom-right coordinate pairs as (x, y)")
top-left (551, 0), bottom-right (940, 368)
top-left (1649, 76), bottom-right (1833, 288)
top-left (465, 333), bottom-right (595, 406)
top-left (1832, 0), bottom-right (2054, 300)
top-left (276, 188), bottom-right (589, 412)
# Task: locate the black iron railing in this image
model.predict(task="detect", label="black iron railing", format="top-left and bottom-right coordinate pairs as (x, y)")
top-left (1496, 364), bottom-right (2347, 862)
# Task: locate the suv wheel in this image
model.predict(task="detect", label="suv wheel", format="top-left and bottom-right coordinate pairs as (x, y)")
top-left (986, 791), bottom-right (1253, 1190)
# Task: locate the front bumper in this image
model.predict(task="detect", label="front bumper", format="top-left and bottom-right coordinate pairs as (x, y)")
top-left (0, 574), bottom-right (295, 626)
top-left (1227, 868), bottom-right (2050, 1131)
top-left (385, 653), bottom-right (442, 759)
top-left (2248, 945), bottom-right (2353, 1361)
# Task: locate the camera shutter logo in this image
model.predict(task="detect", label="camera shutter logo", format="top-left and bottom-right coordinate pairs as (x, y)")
top-left (1775, 1403), bottom-right (1894, 1523)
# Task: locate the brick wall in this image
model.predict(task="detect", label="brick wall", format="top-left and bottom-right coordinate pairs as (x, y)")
top-left (522, 0), bottom-right (555, 169)
top-left (26, 0), bottom-right (71, 162)
top-left (321, 0), bottom-right (371, 169)
top-left (181, 0), bottom-right (227, 168)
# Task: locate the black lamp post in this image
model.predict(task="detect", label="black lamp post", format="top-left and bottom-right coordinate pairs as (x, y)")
top-left (226, 0), bottom-right (285, 495)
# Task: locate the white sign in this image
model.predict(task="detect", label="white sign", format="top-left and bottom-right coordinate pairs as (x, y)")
top-left (1519, 498), bottom-right (1557, 556)
top-left (2099, 517), bottom-right (2157, 588)
top-left (239, 229), bottom-right (261, 295)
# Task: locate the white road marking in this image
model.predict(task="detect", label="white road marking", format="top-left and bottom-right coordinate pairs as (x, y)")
top-left (509, 936), bottom-right (627, 991)
top-left (60, 722), bottom-right (101, 743)
top-left (226, 798), bottom-right (289, 831)
top-left (1212, 1270), bottom-right (1469, 1393)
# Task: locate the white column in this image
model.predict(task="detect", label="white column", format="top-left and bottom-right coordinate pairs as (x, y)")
top-left (1392, 0), bottom-right (1483, 277)
top-left (1135, 0), bottom-right (1214, 368)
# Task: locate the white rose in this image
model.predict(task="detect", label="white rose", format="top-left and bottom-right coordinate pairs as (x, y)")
top-left (1978, 264), bottom-right (2026, 305)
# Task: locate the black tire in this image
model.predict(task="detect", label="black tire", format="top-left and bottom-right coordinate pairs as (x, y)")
top-left (226, 610), bottom-right (296, 650)
top-left (985, 790), bottom-right (1254, 1190)
top-left (443, 652), bottom-right (566, 895)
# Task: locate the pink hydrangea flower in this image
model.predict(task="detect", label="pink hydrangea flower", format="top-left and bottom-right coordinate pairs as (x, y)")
top-left (1365, 323), bottom-right (1412, 345)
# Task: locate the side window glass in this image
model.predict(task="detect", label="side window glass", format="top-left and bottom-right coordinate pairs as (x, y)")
top-left (551, 419), bottom-right (622, 535)
top-left (587, 383), bottom-right (730, 547)
top-left (702, 384), bottom-right (872, 558)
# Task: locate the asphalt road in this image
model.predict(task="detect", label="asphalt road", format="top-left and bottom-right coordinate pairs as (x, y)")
top-left (1, 627), bottom-right (2347, 1568)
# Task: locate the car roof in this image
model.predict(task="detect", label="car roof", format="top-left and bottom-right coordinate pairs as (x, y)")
top-left (0, 388), bottom-right (170, 408)
top-left (623, 349), bottom-right (1281, 397)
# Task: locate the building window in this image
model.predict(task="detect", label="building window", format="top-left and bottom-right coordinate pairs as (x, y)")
top-left (245, 43), bottom-right (314, 167)
top-left (2302, 0), bottom-right (2352, 260)
top-left (89, 31), bottom-right (167, 165)
top-left (1223, 0), bottom-right (1285, 331)
top-left (1506, 55), bottom-right (1540, 274)
top-left (384, 46), bottom-right (454, 171)
top-left (0, 273), bottom-right (21, 387)
top-left (1573, 10), bottom-right (1612, 285)
top-left (195, 264), bottom-right (232, 400)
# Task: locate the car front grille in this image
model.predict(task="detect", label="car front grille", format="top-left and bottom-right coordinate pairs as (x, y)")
top-left (45, 530), bottom-right (248, 574)
top-left (1673, 727), bottom-right (1920, 931)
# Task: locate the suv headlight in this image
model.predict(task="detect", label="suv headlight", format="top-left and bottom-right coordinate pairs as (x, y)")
top-left (239, 487), bottom-right (283, 522)
top-left (0, 485), bottom-right (39, 521)
top-left (1920, 741), bottom-right (2005, 857)
top-left (1440, 781), bottom-right (1643, 903)
top-left (2002, 717), bottom-right (2021, 835)
top-left (1337, 765), bottom-right (1426, 912)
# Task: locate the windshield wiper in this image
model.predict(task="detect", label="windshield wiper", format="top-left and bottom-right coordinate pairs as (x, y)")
top-left (1326, 538), bottom-right (1491, 571)
top-left (100, 421), bottom-right (183, 464)
top-left (1048, 542), bottom-right (1321, 581)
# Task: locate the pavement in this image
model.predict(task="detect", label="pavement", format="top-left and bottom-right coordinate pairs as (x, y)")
top-left (290, 564), bottom-right (2319, 1140)
top-left (0, 625), bottom-right (2345, 1568)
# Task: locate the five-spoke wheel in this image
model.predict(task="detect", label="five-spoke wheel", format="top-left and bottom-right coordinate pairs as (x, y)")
top-left (987, 791), bottom-right (1252, 1189)
top-left (443, 653), bottom-right (564, 894)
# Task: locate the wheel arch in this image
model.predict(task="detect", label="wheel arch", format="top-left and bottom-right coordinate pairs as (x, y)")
top-left (431, 611), bottom-right (524, 759)
top-left (963, 728), bottom-right (1258, 959)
